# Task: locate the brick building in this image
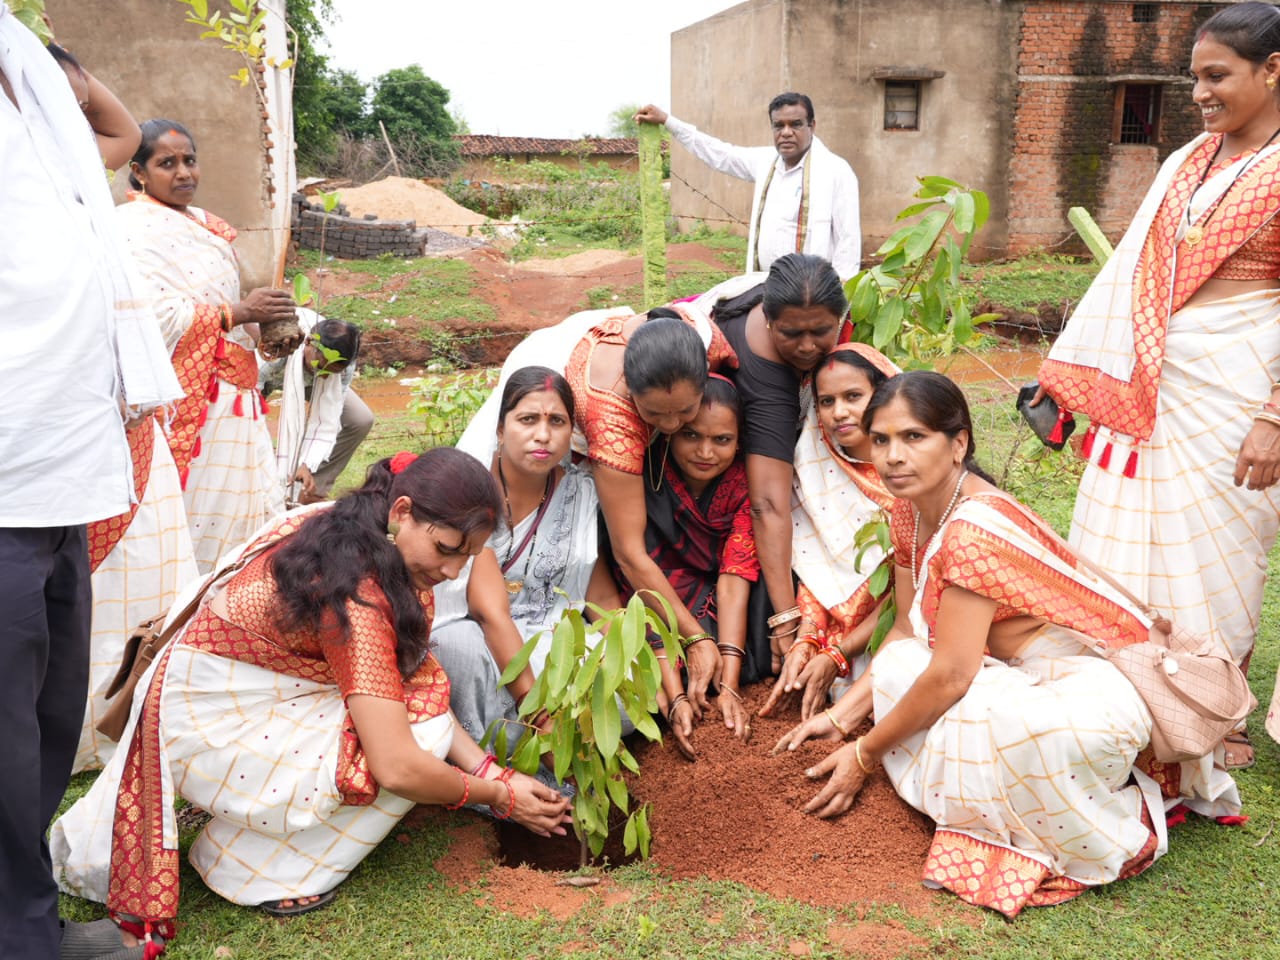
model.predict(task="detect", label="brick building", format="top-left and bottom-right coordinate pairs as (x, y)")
top-left (1010, 0), bottom-right (1217, 252)
top-left (455, 135), bottom-right (638, 181)
top-left (671, 0), bottom-right (1228, 258)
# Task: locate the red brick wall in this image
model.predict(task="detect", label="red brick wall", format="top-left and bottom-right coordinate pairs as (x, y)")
top-left (1008, 1), bottom-right (1224, 254)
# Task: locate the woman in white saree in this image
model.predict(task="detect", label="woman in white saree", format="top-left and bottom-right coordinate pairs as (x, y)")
top-left (1038, 3), bottom-right (1280, 768)
top-left (776, 373), bottom-right (1241, 918)
top-left (119, 119), bottom-right (295, 572)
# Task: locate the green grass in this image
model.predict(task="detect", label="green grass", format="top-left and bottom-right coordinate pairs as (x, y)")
top-left (323, 259), bottom-right (497, 331)
top-left (963, 253), bottom-right (1100, 312)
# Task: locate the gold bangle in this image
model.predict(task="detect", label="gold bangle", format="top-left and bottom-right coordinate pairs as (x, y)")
top-left (719, 685), bottom-right (743, 702)
top-left (854, 737), bottom-right (874, 775)
top-left (824, 708), bottom-right (849, 738)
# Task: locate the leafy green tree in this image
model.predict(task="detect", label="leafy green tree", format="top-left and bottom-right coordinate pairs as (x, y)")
top-left (606, 102), bottom-right (641, 138)
top-left (285, 0), bottom-right (337, 165)
top-left (319, 68), bottom-right (368, 134)
top-left (367, 65), bottom-right (460, 175)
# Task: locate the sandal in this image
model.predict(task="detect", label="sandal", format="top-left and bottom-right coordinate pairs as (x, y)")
top-left (260, 889), bottom-right (337, 917)
top-left (1223, 729), bottom-right (1256, 770)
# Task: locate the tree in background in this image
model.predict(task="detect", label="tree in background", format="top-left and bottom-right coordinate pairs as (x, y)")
top-left (366, 64), bottom-right (460, 176)
top-left (287, 0), bottom-right (339, 167)
top-left (607, 102), bottom-right (641, 139)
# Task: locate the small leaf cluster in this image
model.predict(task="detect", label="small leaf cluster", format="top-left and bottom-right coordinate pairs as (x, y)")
top-left (852, 511), bottom-right (896, 655)
top-left (173, 0), bottom-right (294, 86)
top-left (845, 175), bottom-right (997, 363)
top-left (10, 0), bottom-right (52, 43)
top-left (410, 371), bottom-right (493, 444)
top-left (490, 593), bottom-right (679, 860)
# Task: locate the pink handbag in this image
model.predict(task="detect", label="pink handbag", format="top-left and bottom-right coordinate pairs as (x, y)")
top-left (984, 493), bottom-right (1255, 763)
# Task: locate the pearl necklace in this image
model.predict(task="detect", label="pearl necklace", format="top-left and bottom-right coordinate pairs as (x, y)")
top-left (910, 469), bottom-right (968, 590)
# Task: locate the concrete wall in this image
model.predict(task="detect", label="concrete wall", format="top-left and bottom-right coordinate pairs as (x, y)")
top-left (789, 0), bottom-right (1018, 259)
top-left (670, 0), bottom-right (1016, 260)
top-left (670, 0), bottom-right (785, 243)
top-left (46, 0), bottom-right (286, 289)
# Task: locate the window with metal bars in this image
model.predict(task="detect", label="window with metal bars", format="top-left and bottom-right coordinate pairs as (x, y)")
top-left (884, 81), bottom-right (921, 130)
top-left (1132, 3), bottom-right (1157, 23)
top-left (1114, 83), bottom-right (1162, 144)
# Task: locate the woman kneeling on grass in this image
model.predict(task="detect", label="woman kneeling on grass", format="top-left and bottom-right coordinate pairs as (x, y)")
top-left (51, 449), bottom-right (571, 945)
top-left (760, 343), bottom-right (899, 720)
top-left (775, 372), bottom-right (1241, 918)
top-left (618, 375), bottom-right (762, 756)
top-left (433, 367), bottom-right (628, 757)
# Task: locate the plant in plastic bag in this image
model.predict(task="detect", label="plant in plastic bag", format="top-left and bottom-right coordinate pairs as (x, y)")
top-left (487, 592), bottom-right (679, 866)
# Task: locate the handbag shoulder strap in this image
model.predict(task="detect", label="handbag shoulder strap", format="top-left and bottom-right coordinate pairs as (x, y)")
top-left (157, 537), bottom-right (278, 642)
top-left (970, 490), bottom-right (1162, 623)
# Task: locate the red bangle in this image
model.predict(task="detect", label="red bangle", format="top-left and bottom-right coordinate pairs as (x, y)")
top-left (788, 636), bottom-right (821, 658)
top-left (494, 767), bottom-right (516, 820)
top-left (444, 770), bottom-right (470, 810)
top-left (470, 753), bottom-right (497, 778)
top-left (822, 646), bottom-right (851, 678)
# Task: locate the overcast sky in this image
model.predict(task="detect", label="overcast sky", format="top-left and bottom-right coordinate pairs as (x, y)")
top-left (320, 0), bottom-right (739, 138)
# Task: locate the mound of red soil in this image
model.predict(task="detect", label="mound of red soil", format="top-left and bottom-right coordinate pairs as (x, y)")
top-left (630, 682), bottom-right (940, 913)
top-left (471, 682), bottom-right (942, 915)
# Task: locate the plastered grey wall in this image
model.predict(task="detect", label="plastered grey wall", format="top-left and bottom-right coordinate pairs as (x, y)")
top-left (671, 0), bottom-right (1017, 261)
top-left (670, 0), bottom-right (785, 251)
top-left (46, 0), bottom-right (279, 288)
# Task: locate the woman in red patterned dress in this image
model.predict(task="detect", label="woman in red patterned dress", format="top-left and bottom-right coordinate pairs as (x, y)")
top-left (52, 449), bottom-right (571, 941)
top-left (618, 375), bottom-right (761, 756)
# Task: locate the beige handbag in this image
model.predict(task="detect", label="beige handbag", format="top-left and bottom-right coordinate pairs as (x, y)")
top-left (983, 493), bottom-right (1255, 763)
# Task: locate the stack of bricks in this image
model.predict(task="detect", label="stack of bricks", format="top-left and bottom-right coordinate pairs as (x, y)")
top-left (1006, 0), bottom-right (1216, 254)
top-left (291, 194), bottom-right (430, 259)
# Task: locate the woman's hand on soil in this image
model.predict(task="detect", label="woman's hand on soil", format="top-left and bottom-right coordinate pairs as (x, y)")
top-left (1234, 419), bottom-right (1280, 490)
top-left (757, 642), bottom-right (812, 716)
top-left (510, 776), bottom-right (573, 837)
top-left (771, 710), bottom-right (842, 755)
top-left (718, 690), bottom-right (751, 743)
top-left (797, 655), bottom-right (839, 721)
top-left (683, 641), bottom-right (719, 717)
top-left (669, 698), bottom-right (698, 762)
top-left (801, 742), bottom-right (866, 819)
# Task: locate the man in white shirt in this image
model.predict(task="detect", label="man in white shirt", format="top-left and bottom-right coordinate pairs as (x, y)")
top-left (636, 93), bottom-right (861, 281)
top-left (0, 6), bottom-right (180, 957)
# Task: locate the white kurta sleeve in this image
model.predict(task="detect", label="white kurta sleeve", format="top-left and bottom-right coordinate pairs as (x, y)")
top-left (664, 115), bottom-right (770, 182)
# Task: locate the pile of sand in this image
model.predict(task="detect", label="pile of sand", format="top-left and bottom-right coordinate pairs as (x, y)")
top-left (339, 177), bottom-right (489, 238)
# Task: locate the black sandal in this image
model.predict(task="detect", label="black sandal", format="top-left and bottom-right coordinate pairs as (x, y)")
top-left (260, 889), bottom-right (337, 917)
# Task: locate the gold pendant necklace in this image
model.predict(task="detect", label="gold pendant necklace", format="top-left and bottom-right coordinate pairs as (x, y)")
top-left (1184, 125), bottom-right (1280, 247)
top-left (647, 433), bottom-right (671, 493)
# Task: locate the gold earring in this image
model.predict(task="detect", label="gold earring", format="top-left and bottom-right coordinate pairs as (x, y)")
top-left (1269, 76), bottom-right (1277, 90)
top-left (386, 520), bottom-right (400, 544)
